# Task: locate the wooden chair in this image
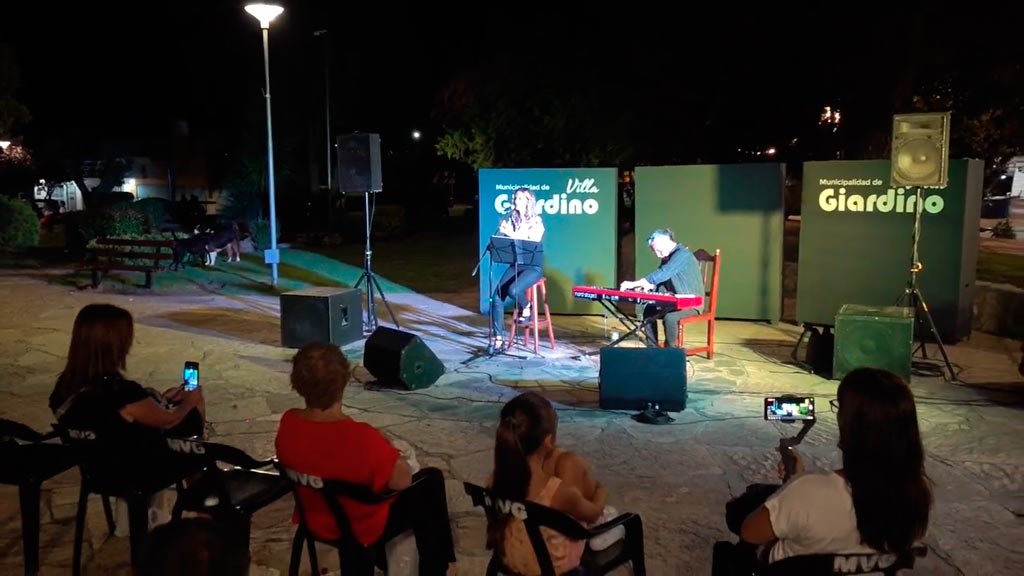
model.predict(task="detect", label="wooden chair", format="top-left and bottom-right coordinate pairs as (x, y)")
top-left (510, 277), bottom-right (556, 354)
top-left (675, 248), bottom-right (721, 359)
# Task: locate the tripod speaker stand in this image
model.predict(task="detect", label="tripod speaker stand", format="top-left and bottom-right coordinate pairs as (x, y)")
top-left (894, 186), bottom-right (957, 382)
top-left (353, 190), bottom-right (399, 333)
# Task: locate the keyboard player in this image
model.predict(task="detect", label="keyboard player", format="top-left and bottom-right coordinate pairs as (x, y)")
top-left (618, 228), bottom-right (704, 348)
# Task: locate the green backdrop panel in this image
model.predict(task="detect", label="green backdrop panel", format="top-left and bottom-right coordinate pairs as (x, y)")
top-left (796, 159), bottom-right (982, 342)
top-left (478, 168), bottom-right (618, 315)
top-left (634, 164), bottom-right (784, 321)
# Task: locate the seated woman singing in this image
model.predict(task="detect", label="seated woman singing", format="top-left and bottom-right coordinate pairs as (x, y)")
top-left (490, 187), bottom-right (545, 349)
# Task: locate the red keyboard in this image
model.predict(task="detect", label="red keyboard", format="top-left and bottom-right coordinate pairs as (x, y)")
top-left (572, 286), bottom-right (704, 310)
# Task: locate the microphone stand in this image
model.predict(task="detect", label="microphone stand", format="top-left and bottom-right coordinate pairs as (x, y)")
top-left (463, 212), bottom-right (524, 364)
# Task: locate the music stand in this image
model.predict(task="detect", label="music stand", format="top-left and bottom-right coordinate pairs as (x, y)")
top-left (463, 236), bottom-right (544, 363)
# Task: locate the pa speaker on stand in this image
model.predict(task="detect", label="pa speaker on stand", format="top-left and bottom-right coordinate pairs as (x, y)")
top-left (337, 132), bottom-right (398, 333)
top-left (889, 111), bottom-right (957, 382)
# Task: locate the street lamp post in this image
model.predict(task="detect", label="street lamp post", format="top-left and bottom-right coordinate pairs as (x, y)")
top-left (313, 29), bottom-right (332, 225)
top-left (245, 3), bottom-right (284, 286)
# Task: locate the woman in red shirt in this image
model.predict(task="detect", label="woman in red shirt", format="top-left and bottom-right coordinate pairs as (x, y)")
top-left (275, 342), bottom-right (456, 575)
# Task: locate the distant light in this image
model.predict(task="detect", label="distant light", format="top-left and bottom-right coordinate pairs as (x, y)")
top-left (411, 130), bottom-right (422, 141)
top-left (244, 4), bottom-right (284, 28)
top-left (1002, 174), bottom-right (1009, 179)
top-left (766, 147), bottom-right (777, 155)
top-left (0, 141), bottom-right (9, 151)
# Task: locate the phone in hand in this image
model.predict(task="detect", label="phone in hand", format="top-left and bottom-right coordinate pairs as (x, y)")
top-left (764, 396), bottom-right (814, 422)
top-left (183, 361), bottom-right (200, 391)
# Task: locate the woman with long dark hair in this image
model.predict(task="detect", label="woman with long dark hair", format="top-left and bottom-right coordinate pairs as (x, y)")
top-left (50, 303), bottom-right (204, 442)
top-left (490, 187), bottom-right (545, 349)
top-left (739, 367), bottom-right (932, 561)
top-left (488, 392), bottom-right (606, 575)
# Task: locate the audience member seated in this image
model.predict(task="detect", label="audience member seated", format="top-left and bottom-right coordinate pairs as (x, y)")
top-left (49, 303), bottom-right (205, 480)
top-left (274, 342), bottom-right (456, 575)
top-left (730, 368), bottom-right (932, 567)
top-left (137, 517), bottom-right (250, 576)
top-left (488, 392), bottom-right (608, 575)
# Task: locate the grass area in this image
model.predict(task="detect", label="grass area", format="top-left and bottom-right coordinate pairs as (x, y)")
top-left (302, 232), bottom-right (480, 296)
top-left (977, 251), bottom-right (1024, 289)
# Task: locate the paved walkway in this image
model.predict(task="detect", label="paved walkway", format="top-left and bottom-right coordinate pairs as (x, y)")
top-left (1, 272), bottom-right (1022, 574)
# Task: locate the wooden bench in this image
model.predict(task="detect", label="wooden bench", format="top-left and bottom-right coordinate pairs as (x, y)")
top-left (83, 237), bottom-right (175, 289)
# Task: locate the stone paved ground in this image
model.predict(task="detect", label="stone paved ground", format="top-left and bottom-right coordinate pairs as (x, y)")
top-left (1, 271), bottom-right (1022, 575)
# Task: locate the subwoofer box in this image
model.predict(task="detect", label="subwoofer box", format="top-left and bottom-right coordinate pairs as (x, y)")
top-left (833, 304), bottom-right (914, 382)
top-left (363, 327), bottom-right (445, 390)
top-left (280, 287), bottom-right (363, 348)
top-left (599, 347), bottom-right (688, 411)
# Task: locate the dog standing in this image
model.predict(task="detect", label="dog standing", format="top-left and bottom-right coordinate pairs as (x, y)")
top-left (169, 231), bottom-right (209, 270)
top-left (200, 222), bottom-right (244, 266)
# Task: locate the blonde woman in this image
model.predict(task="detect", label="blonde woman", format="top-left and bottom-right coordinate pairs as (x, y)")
top-left (491, 187), bottom-right (545, 348)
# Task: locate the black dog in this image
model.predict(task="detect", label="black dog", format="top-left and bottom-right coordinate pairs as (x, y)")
top-left (169, 231), bottom-right (209, 271)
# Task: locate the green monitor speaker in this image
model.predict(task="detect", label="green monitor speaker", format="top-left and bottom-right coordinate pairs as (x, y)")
top-left (833, 304), bottom-right (914, 382)
top-left (364, 327), bottom-right (444, 390)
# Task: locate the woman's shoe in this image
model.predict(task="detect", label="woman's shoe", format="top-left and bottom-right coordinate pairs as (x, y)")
top-left (516, 304), bottom-right (533, 325)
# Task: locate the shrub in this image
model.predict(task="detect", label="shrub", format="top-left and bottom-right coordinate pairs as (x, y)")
top-left (249, 218), bottom-right (280, 250)
top-left (0, 196), bottom-right (40, 251)
top-left (132, 198), bottom-right (171, 228)
top-left (78, 207), bottom-right (151, 243)
top-left (372, 205), bottom-right (407, 239)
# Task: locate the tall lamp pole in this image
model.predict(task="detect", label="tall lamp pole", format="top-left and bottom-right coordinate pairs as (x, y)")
top-left (245, 3), bottom-right (284, 286)
top-left (313, 29), bottom-right (332, 223)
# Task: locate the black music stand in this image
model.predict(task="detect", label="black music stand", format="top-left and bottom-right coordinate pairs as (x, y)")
top-left (463, 236), bottom-right (544, 363)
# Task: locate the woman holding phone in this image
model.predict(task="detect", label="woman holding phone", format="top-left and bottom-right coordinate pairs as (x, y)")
top-left (50, 303), bottom-right (205, 443)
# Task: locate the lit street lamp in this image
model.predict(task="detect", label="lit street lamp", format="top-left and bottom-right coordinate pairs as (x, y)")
top-left (245, 3), bottom-right (284, 286)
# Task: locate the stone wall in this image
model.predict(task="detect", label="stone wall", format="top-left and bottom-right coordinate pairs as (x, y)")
top-left (974, 281), bottom-right (1024, 339)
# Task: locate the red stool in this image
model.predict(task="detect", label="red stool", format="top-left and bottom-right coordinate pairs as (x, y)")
top-left (509, 278), bottom-right (555, 354)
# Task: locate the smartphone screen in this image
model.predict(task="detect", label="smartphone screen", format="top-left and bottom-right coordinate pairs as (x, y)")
top-left (183, 361), bottom-right (199, 391)
top-left (764, 396), bottom-right (814, 421)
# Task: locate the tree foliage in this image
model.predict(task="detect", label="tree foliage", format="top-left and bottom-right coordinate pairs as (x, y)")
top-left (0, 44), bottom-right (31, 138)
top-left (911, 64), bottom-right (1022, 195)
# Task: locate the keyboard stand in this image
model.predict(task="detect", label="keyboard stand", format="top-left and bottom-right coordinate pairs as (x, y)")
top-left (581, 299), bottom-right (651, 356)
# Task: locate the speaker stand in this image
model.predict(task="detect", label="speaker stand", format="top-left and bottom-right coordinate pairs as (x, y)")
top-left (895, 186), bottom-right (957, 382)
top-left (353, 190), bottom-right (399, 333)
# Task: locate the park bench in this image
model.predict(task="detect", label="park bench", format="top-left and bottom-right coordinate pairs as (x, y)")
top-left (82, 237), bottom-right (174, 289)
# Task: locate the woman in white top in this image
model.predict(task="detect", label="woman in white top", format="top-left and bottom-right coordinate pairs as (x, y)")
top-left (490, 187), bottom-right (545, 348)
top-left (740, 367), bottom-right (933, 563)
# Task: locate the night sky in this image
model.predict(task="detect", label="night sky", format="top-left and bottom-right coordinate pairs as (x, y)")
top-left (2, 1), bottom-right (1020, 173)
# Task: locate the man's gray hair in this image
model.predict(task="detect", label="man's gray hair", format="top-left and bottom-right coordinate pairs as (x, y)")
top-left (647, 228), bottom-right (675, 245)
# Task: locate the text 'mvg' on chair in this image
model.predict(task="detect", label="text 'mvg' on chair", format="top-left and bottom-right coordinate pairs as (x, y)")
top-left (463, 482), bottom-right (646, 576)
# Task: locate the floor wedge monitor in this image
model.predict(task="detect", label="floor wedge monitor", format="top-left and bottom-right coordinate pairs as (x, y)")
top-left (364, 327), bottom-right (444, 390)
